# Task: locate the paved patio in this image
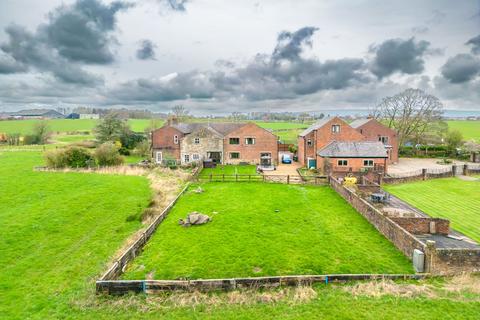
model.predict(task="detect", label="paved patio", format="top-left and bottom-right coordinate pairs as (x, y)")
top-left (388, 158), bottom-right (469, 175)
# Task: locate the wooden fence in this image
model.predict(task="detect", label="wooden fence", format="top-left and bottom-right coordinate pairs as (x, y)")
top-left (197, 174), bottom-right (328, 185)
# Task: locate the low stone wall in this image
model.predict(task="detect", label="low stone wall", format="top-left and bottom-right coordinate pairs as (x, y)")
top-left (429, 248), bottom-right (480, 275)
top-left (329, 177), bottom-right (425, 260)
top-left (390, 217), bottom-right (450, 235)
top-left (382, 174), bottom-right (424, 185)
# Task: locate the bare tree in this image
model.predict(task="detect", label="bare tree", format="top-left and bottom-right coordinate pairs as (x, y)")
top-left (372, 88), bottom-right (444, 146)
top-left (171, 105), bottom-right (189, 120)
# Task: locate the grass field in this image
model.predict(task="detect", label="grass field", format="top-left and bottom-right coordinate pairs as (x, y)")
top-left (122, 183), bottom-right (413, 280)
top-left (0, 119), bottom-right (163, 134)
top-left (385, 177), bottom-right (480, 242)
top-left (1, 150), bottom-right (480, 318)
top-left (446, 120), bottom-right (480, 141)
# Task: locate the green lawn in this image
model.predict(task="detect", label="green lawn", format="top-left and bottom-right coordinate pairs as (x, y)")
top-left (385, 177), bottom-right (480, 242)
top-left (200, 164), bottom-right (258, 176)
top-left (0, 151), bottom-right (152, 319)
top-left (0, 118), bottom-right (163, 134)
top-left (1, 150), bottom-right (480, 319)
top-left (254, 121), bottom-right (310, 130)
top-left (447, 120), bottom-right (480, 141)
top-left (122, 183), bottom-right (413, 280)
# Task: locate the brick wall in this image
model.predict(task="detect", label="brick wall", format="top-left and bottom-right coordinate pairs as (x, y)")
top-left (224, 123), bottom-right (278, 165)
top-left (151, 126), bottom-right (184, 162)
top-left (390, 217), bottom-right (450, 235)
top-left (428, 248), bottom-right (480, 275)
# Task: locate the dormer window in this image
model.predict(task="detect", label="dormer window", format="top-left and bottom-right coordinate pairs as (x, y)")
top-left (194, 137), bottom-right (200, 144)
top-left (173, 135), bottom-right (178, 144)
top-left (332, 125), bottom-right (340, 133)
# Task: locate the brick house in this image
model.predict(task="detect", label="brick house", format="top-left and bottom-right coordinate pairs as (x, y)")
top-left (151, 121), bottom-right (278, 166)
top-left (350, 118), bottom-right (399, 164)
top-left (317, 141), bottom-right (388, 174)
top-left (298, 117), bottom-right (365, 169)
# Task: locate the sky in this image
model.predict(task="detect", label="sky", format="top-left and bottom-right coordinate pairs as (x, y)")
top-left (0, 0), bottom-right (479, 115)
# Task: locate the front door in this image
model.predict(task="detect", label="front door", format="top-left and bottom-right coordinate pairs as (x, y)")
top-left (308, 158), bottom-right (316, 169)
top-left (208, 152), bottom-right (222, 163)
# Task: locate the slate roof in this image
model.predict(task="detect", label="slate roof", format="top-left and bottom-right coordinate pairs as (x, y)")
top-left (349, 118), bottom-right (373, 128)
top-left (171, 122), bottom-right (246, 136)
top-left (317, 141), bottom-right (388, 158)
top-left (299, 117), bottom-right (335, 137)
top-left (10, 109), bottom-right (64, 117)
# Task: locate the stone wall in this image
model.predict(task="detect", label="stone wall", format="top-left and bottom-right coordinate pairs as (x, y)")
top-left (329, 177), bottom-right (425, 259)
top-left (429, 248), bottom-right (480, 275)
top-left (390, 217), bottom-right (450, 235)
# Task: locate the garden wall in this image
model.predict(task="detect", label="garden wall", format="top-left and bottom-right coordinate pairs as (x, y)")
top-left (428, 248), bottom-right (480, 275)
top-left (329, 177), bottom-right (426, 259)
top-left (390, 217), bottom-right (450, 235)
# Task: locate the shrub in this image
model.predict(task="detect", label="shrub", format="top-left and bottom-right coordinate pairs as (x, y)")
top-left (6, 133), bottom-right (21, 145)
top-left (44, 147), bottom-right (93, 168)
top-left (32, 120), bottom-right (51, 144)
top-left (23, 134), bottom-right (39, 145)
top-left (133, 140), bottom-right (151, 157)
top-left (118, 147), bottom-right (130, 156)
top-left (94, 142), bottom-right (124, 166)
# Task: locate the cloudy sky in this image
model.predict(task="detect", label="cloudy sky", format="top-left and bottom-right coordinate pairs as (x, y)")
top-left (0, 0), bottom-right (479, 115)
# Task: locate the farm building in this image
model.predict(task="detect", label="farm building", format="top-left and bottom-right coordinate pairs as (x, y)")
top-left (7, 109), bottom-right (65, 119)
top-left (151, 120), bottom-right (278, 166)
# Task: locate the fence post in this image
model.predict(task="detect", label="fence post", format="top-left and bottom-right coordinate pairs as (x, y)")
top-left (249, 175), bottom-right (251, 182)
top-left (287, 175), bottom-right (290, 184)
top-left (263, 175), bottom-right (265, 183)
top-left (451, 165), bottom-right (456, 176)
top-left (236, 174), bottom-right (238, 182)
top-left (210, 174), bottom-right (212, 182)
top-left (422, 168), bottom-right (427, 180)
top-left (463, 164), bottom-right (468, 176)
top-left (223, 174), bottom-right (225, 182)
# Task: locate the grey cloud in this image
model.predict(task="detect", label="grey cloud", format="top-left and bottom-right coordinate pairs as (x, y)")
top-left (441, 53), bottom-right (480, 83)
top-left (109, 26), bottom-right (369, 102)
top-left (369, 38), bottom-right (430, 78)
top-left (42, 0), bottom-right (132, 64)
top-left (136, 40), bottom-right (157, 60)
top-left (272, 27), bottom-right (318, 62)
top-left (466, 35), bottom-right (480, 55)
top-left (0, 52), bottom-right (27, 73)
top-left (153, 0), bottom-right (189, 12)
top-left (0, 24), bottom-right (102, 85)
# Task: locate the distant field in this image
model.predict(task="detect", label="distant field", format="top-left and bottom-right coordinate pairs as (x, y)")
top-left (254, 121), bottom-right (310, 130)
top-left (0, 119), bottom-right (163, 134)
top-left (385, 177), bottom-right (480, 242)
top-left (122, 182), bottom-right (412, 280)
top-left (446, 120), bottom-right (480, 141)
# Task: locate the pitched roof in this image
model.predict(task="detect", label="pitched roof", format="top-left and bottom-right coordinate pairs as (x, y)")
top-left (317, 141), bottom-right (388, 158)
top-left (10, 109), bottom-right (63, 116)
top-left (299, 117), bottom-right (335, 137)
top-left (171, 122), bottom-right (246, 136)
top-left (349, 118), bottom-right (373, 128)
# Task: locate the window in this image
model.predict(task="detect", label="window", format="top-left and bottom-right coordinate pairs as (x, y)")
top-left (307, 139), bottom-right (313, 147)
top-left (192, 154), bottom-right (200, 161)
top-left (155, 151), bottom-right (162, 164)
top-left (245, 137), bottom-right (255, 145)
top-left (184, 154), bottom-right (190, 163)
top-left (194, 137), bottom-right (200, 144)
top-left (337, 159), bottom-right (348, 166)
top-left (331, 125), bottom-right (340, 133)
top-left (229, 137), bottom-right (240, 144)
top-left (379, 136), bottom-right (389, 144)
top-left (173, 135), bottom-right (179, 144)
top-left (230, 152), bottom-right (240, 159)
top-left (363, 159), bottom-right (374, 167)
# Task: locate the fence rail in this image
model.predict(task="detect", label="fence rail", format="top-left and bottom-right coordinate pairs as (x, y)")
top-left (197, 174), bottom-right (328, 185)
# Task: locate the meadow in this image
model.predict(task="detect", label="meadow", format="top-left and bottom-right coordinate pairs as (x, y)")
top-left (385, 177), bottom-right (480, 243)
top-left (1, 151), bottom-right (480, 318)
top-left (122, 183), bottom-right (413, 280)
top-left (446, 120), bottom-right (480, 141)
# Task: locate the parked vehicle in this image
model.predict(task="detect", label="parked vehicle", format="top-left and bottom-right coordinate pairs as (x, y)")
top-left (281, 154), bottom-right (292, 164)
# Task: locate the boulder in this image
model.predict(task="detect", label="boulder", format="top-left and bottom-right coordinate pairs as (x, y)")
top-left (179, 212), bottom-right (211, 227)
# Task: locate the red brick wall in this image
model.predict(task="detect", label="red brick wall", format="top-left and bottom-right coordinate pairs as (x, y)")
top-left (356, 119), bottom-right (399, 164)
top-left (327, 157), bottom-right (387, 174)
top-left (298, 131), bottom-right (316, 166)
top-left (390, 217), bottom-right (450, 235)
top-left (151, 126), bottom-right (184, 161)
top-left (224, 123), bottom-right (278, 165)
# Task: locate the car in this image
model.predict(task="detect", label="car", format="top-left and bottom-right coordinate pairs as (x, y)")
top-left (281, 154), bottom-right (292, 164)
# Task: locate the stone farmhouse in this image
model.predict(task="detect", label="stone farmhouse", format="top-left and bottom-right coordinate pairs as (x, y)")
top-left (151, 120), bottom-right (279, 166)
top-left (297, 116), bottom-right (398, 174)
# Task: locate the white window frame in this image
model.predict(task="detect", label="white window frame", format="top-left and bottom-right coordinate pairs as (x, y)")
top-left (192, 153), bottom-right (200, 161)
top-left (337, 159), bottom-right (348, 166)
top-left (379, 136), bottom-right (389, 144)
top-left (230, 152), bottom-right (240, 159)
top-left (245, 137), bottom-right (255, 145)
top-left (173, 135), bottom-right (179, 144)
top-left (194, 137), bottom-right (200, 144)
top-left (332, 125), bottom-right (340, 133)
top-left (363, 159), bottom-right (374, 167)
top-left (184, 154), bottom-right (190, 163)
top-left (155, 151), bottom-right (162, 164)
